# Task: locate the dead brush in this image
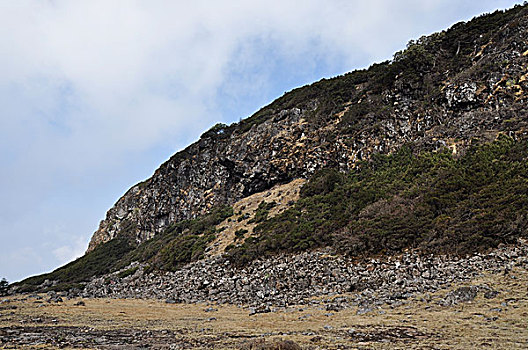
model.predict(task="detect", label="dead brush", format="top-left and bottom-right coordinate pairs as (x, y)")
top-left (238, 338), bottom-right (303, 350)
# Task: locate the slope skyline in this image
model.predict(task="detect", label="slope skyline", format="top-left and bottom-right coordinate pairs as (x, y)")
top-left (1, 0), bottom-right (523, 282)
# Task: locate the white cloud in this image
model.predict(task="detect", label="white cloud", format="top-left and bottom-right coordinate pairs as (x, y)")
top-left (52, 235), bottom-right (88, 266)
top-left (0, 0), bottom-right (522, 281)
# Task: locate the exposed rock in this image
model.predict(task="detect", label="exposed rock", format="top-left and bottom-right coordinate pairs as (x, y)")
top-left (440, 286), bottom-right (479, 306)
top-left (80, 239), bottom-right (528, 310)
top-left (445, 82), bottom-right (478, 107)
top-left (249, 306), bottom-right (272, 316)
top-left (356, 307), bottom-right (373, 315)
top-left (46, 292), bottom-right (63, 304)
top-left (0, 326), bottom-right (216, 349)
top-left (484, 290), bottom-right (500, 299)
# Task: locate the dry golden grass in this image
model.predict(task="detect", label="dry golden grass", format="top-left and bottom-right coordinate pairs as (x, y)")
top-left (1, 266), bottom-right (527, 349)
top-left (207, 179), bottom-right (305, 256)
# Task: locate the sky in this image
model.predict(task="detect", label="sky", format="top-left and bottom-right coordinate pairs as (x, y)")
top-left (0, 0), bottom-right (523, 282)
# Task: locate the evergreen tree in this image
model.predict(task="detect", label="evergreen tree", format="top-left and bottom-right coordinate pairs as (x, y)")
top-left (0, 278), bottom-right (9, 296)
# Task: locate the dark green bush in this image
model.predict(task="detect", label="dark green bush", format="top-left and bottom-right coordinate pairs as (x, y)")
top-left (155, 233), bottom-right (217, 271)
top-left (248, 201), bottom-right (276, 224)
top-left (237, 213), bottom-right (250, 222)
top-left (234, 229), bottom-right (249, 240)
top-left (300, 169), bottom-right (345, 197)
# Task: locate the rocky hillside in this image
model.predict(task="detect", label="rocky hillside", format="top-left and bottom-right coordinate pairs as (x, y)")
top-left (88, 4), bottom-right (528, 251)
top-left (89, 6), bottom-right (528, 250)
top-left (15, 4), bottom-right (528, 291)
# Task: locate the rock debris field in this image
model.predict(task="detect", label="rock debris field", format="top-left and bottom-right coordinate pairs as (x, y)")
top-left (2, 240), bottom-right (528, 349)
top-left (80, 239), bottom-right (528, 312)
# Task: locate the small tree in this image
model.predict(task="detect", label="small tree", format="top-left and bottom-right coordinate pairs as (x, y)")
top-left (0, 278), bottom-right (9, 296)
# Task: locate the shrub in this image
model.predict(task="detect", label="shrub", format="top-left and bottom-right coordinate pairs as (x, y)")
top-left (237, 213), bottom-right (250, 222)
top-left (153, 231), bottom-right (218, 271)
top-left (300, 168), bottom-right (344, 197)
top-left (248, 201), bottom-right (276, 224)
top-left (200, 123), bottom-right (229, 139)
top-left (234, 229), bottom-right (249, 240)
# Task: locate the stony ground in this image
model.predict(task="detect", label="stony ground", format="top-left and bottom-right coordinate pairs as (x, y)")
top-left (80, 240), bottom-right (528, 311)
top-left (2, 253), bottom-right (527, 349)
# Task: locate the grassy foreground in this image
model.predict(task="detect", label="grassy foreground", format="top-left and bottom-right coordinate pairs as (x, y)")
top-left (2, 265), bottom-right (527, 349)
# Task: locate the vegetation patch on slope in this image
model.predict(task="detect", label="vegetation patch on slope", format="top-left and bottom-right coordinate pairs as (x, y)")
top-left (121, 204), bottom-right (234, 272)
top-left (15, 136), bottom-right (528, 291)
top-left (229, 135), bottom-right (528, 265)
top-left (16, 231), bottom-right (135, 292)
top-left (15, 205), bottom-right (234, 291)
top-left (206, 179), bottom-right (305, 257)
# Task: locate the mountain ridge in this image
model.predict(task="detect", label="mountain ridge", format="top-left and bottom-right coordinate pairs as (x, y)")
top-left (15, 3), bottom-right (528, 291)
top-left (88, 3), bottom-right (528, 253)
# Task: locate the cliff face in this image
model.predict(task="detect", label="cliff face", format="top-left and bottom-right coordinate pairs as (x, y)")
top-left (88, 4), bottom-right (528, 252)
